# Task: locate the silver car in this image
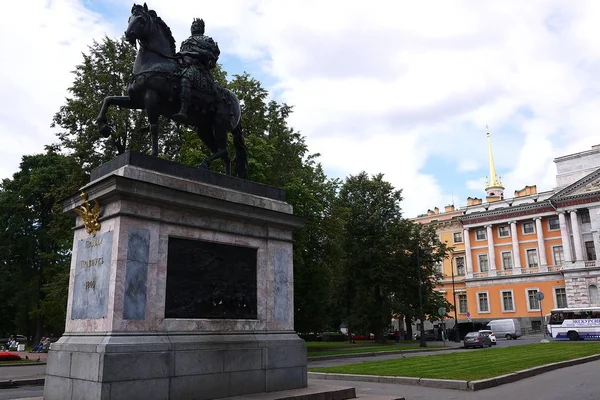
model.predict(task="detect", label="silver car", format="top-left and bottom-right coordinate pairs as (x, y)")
top-left (463, 331), bottom-right (492, 349)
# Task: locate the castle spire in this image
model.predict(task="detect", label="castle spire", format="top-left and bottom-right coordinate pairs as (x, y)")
top-left (485, 126), bottom-right (504, 199)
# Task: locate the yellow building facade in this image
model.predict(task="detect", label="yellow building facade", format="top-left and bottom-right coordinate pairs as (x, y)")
top-left (413, 138), bottom-right (600, 332)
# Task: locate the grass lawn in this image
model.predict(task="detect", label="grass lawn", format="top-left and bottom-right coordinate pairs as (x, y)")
top-left (0, 359), bottom-right (43, 365)
top-left (310, 342), bottom-right (600, 380)
top-left (306, 341), bottom-right (442, 357)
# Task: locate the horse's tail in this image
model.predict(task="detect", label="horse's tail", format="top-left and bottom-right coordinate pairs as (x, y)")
top-left (232, 120), bottom-right (248, 179)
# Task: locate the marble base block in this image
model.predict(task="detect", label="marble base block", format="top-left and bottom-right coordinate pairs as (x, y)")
top-left (45, 333), bottom-right (307, 400)
top-left (45, 153), bottom-right (307, 400)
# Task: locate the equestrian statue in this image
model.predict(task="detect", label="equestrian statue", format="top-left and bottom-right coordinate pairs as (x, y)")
top-left (95, 3), bottom-right (248, 178)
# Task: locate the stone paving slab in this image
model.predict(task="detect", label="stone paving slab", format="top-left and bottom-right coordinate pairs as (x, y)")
top-left (197, 382), bottom-right (356, 400)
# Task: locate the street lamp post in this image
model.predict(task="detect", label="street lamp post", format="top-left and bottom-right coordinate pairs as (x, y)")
top-left (416, 245), bottom-right (427, 348)
top-left (451, 259), bottom-right (460, 342)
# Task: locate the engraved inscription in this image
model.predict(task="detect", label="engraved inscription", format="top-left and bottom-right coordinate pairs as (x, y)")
top-left (165, 237), bottom-right (257, 319)
top-left (71, 231), bottom-right (113, 319)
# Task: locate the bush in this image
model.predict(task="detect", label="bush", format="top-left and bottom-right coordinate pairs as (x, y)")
top-left (0, 352), bottom-right (22, 361)
top-left (298, 334), bottom-right (322, 342)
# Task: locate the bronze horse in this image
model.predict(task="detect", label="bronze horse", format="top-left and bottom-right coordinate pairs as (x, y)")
top-left (95, 3), bottom-right (248, 178)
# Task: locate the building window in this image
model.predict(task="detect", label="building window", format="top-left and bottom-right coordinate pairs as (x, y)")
top-left (478, 292), bottom-right (489, 312)
top-left (548, 217), bottom-right (560, 231)
top-left (501, 252), bottom-right (513, 270)
top-left (589, 285), bottom-right (599, 305)
top-left (502, 291), bottom-right (514, 311)
top-left (522, 221), bottom-right (535, 234)
top-left (553, 246), bottom-right (564, 266)
top-left (526, 249), bottom-right (539, 268)
top-left (455, 257), bottom-right (465, 276)
top-left (498, 226), bottom-right (510, 238)
top-left (434, 262), bottom-right (443, 274)
top-left (458, 294), bottom-right (468, 314)
top-left (531, 320), bottom-right (542, 331)
top-left (475, 229), bottom-right (486, 241)
top-left (453, 232), bottom-right (463, 243)
top-left (555, 287), bottom-right (567, 308)
top-left (528, 289), bottom-right (540, 310)
top-left (580, 209), bottom-right (591, 224)
top-left (478, 254), bottom-right (489, 272)
top-left (585, 241), bottom-right (596, 261)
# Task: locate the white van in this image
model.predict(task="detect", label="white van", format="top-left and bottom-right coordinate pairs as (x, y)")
top-left (486, 319), bottom-right (521, 340)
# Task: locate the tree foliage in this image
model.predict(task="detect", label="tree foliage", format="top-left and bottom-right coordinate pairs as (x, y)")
top-left (0, 147), bottom-right (86, 339)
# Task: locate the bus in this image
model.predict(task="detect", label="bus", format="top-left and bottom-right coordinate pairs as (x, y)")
top-left (547, 307), bottom-right (600, 341)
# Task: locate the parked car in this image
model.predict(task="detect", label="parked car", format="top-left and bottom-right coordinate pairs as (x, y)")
top-left (479, 329), bottom-right (497, 345)
top-left (463, 331), bottom-right (492, 349)
top-left (414, 329), bottom-right (438, 341)
top-left (15, 335), bottom-right (27, 343)
top-left (486, 318), bottom-right (521, 340)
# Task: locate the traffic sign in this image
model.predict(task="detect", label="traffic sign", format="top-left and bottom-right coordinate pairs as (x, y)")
top-left (536, 292), bottom-right (545, 301)
top-left (466, 311), bottom-right (471, 318)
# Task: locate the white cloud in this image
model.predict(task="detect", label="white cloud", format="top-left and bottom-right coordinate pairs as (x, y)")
top-left (4, 1), bottom-right (600, 218)
top-left (0, 0), bottom-right (119, 179)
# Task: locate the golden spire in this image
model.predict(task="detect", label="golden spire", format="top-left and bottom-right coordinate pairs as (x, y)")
top-left (485, 125), bottom-right (503, 190)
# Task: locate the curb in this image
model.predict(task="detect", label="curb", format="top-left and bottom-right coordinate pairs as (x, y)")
top-left (309, 372), bottom-right (468, 390)
top-left (308, 346), bottom-right (460, 361)
top-left (0, 362), bottom-right (47, 368)
top-left (309, 353), bottom-right (600, 391)
top-left (0, 378), bottom-right (45, 389)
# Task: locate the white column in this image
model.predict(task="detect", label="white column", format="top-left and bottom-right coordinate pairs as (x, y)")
top-left (534, 217), bottom-right (548, 272)
top-left (464, 228), bottom-right (473, 278)
top-left (486, 225), bottom-right (496, 276)
top-left (558, 211), bottom-right (573, 262)
top-left (570, 210), bottom-right (584, 261)
top-left (510, 221), bottom-right (522, 274)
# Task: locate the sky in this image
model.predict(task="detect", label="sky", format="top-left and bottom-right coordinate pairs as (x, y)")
top-left (2, 1), bottom-right (600, 217)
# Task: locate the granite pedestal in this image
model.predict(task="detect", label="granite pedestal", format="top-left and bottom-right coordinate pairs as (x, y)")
top-left (44, 152), bottom-right (308, 400)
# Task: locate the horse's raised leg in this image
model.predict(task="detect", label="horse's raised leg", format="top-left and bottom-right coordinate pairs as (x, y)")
top-left (145, 90), bottom-right (160, 157)
top-left (95, 96), bottom-right (137, 138)
top-left (199, 114), bottom-right (231, 175)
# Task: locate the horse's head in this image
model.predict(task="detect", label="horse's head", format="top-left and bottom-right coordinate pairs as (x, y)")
top-left (125, 3), bottom-right (153, 46)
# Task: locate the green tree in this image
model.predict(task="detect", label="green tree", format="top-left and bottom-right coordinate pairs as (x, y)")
top-left (0, 147), bottom-right (86, 339)
top-left (391, 221), bottom-right (452, 341)
top-left (336, 172), bottom-right (405, 342)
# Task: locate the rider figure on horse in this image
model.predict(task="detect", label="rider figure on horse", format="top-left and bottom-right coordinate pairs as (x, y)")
top-left (172, 18), bottom-right (221, 123)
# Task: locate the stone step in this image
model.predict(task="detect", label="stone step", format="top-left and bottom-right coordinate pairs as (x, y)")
top-left (356, 396), bottom-right (405, 400)
top-left (218, 383), bottom-right (356, 400)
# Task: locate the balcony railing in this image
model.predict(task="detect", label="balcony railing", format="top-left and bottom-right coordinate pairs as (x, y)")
top-left (522, 267), bottom-right (539, 274)
top-left (448, 261), bottom-right (599, 279)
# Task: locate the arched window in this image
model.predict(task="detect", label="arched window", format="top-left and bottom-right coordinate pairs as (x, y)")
top-left (589, 285), bottom-right (599, 305)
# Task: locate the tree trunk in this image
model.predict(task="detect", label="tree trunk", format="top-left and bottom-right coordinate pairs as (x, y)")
top-left (405, 314), bottom-right (414, 340)
top-left (373, 285), bottom-right (386, 344)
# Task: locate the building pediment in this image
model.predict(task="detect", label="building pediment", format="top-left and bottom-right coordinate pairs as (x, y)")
top-left (551, 167), bottom-right (600, 202)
